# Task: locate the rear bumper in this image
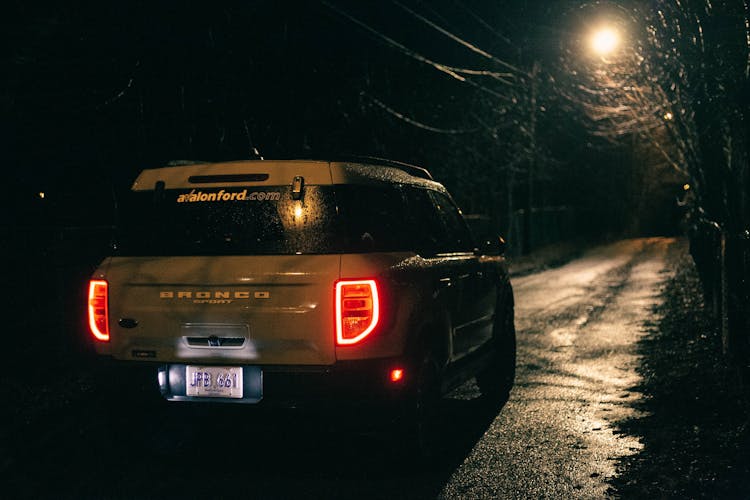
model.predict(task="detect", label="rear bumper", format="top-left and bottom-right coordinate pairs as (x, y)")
top-left (96, 357), bottom-right (414, 411)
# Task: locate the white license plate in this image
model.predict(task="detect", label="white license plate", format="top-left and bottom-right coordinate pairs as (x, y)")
top-left (186, 366), bottom-right (243, 398)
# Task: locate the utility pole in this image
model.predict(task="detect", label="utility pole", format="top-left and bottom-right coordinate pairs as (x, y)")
top-left (522, 61), bottom-right (540, 255)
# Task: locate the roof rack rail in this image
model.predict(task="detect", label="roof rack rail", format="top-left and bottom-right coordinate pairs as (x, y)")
top-left (335, 156), bottom-right (433, 180)
top-left (163, 156), bottom-right (434, 181)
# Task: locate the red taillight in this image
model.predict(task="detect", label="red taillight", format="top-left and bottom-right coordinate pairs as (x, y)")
top-left (390, 368), bottom-right (404, 383)
top-left (335, 279), bottom-right (379, 345)
top-left (88, 280), bottom-right (109, 342)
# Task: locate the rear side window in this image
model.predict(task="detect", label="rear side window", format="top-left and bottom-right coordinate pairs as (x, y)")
top-left (402, 188), bottom-right (447, 255)
top-left (402, 188), bottom-right (474, 255)
top-left (429, 192), bottom-right (475, 253)
top-left (333, 185), bottom-right (415, 252)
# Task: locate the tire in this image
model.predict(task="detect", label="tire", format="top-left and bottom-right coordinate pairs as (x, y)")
top-left (395, 349), bottom-right (443, 460)
top-left (476, 299), bottom-right (516, 405)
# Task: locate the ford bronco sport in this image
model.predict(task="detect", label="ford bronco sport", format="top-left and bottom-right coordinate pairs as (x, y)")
top-left (89, 159), bottom-right (515, 441)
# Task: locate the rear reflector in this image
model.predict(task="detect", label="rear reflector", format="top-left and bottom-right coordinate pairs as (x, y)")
top-left (335, 279), bottom-right (379, 345)
top-left (88, 280), bottom-right (109, 341)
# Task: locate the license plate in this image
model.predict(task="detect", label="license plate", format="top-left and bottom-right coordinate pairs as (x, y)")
top-left (185, 366), bottom-right (243, 398)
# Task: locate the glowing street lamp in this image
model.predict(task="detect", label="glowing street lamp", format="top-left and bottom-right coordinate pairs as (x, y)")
top-left (590, 27), bottom-right (619, 55)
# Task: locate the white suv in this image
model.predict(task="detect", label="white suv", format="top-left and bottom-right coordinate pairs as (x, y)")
top-left (89, 159), bottom-right (515, 443)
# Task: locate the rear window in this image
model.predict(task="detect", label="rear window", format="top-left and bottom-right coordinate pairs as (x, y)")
top-left (116, 186), bottom-right (341, 255)
top-left (115, 184), bottom-right (421, 256)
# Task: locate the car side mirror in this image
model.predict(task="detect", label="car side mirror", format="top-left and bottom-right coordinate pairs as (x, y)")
top-left (480, 235), bottom-right (506, 256)
top-left (497, 236), bottom-right (507, 255)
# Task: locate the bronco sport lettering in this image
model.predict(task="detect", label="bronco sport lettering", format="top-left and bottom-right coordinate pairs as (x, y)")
top-left (159, 291), bottom-right (271, 299)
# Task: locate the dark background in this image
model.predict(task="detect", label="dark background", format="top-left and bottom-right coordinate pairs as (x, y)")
top-left (5, 0), bottom-right (681, 240)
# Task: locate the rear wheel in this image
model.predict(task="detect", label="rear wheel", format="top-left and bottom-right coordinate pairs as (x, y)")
top-left (395, 349), bottom-right (443, 460)
top-left (476, 300), bottom-right (516, 405)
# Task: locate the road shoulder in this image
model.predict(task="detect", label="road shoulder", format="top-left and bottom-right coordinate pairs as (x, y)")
top-left (609, 238), bottom-right (750, 497)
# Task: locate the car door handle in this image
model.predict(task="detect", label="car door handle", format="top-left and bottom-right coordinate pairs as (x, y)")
top-left (438, 277), bottom-right (452, 288)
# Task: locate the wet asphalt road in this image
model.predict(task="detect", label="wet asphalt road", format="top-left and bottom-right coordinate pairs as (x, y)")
top-left (3, 238), bottom-right (676, 498)
top-left (442, 237), bottom-right (675, 498)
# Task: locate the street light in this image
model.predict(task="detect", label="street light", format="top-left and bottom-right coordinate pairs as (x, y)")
top-left (590, 27), bottom-right (619, 55)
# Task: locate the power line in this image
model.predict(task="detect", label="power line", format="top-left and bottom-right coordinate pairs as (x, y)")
top-left (362, 92), bottom-right (479, 134)
top-left (321, 0), bottom-right (517, 97)
top-left (390, 0), bottom-right (527, 77)
top-left (452, 0), bottom-right (513, 47)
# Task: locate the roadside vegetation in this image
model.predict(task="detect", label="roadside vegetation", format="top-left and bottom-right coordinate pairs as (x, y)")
top-left (610, 240), bottom-right (750, 498)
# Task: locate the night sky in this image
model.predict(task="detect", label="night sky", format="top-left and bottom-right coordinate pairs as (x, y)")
top-left (4, 0), bottom-right (685, 238)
